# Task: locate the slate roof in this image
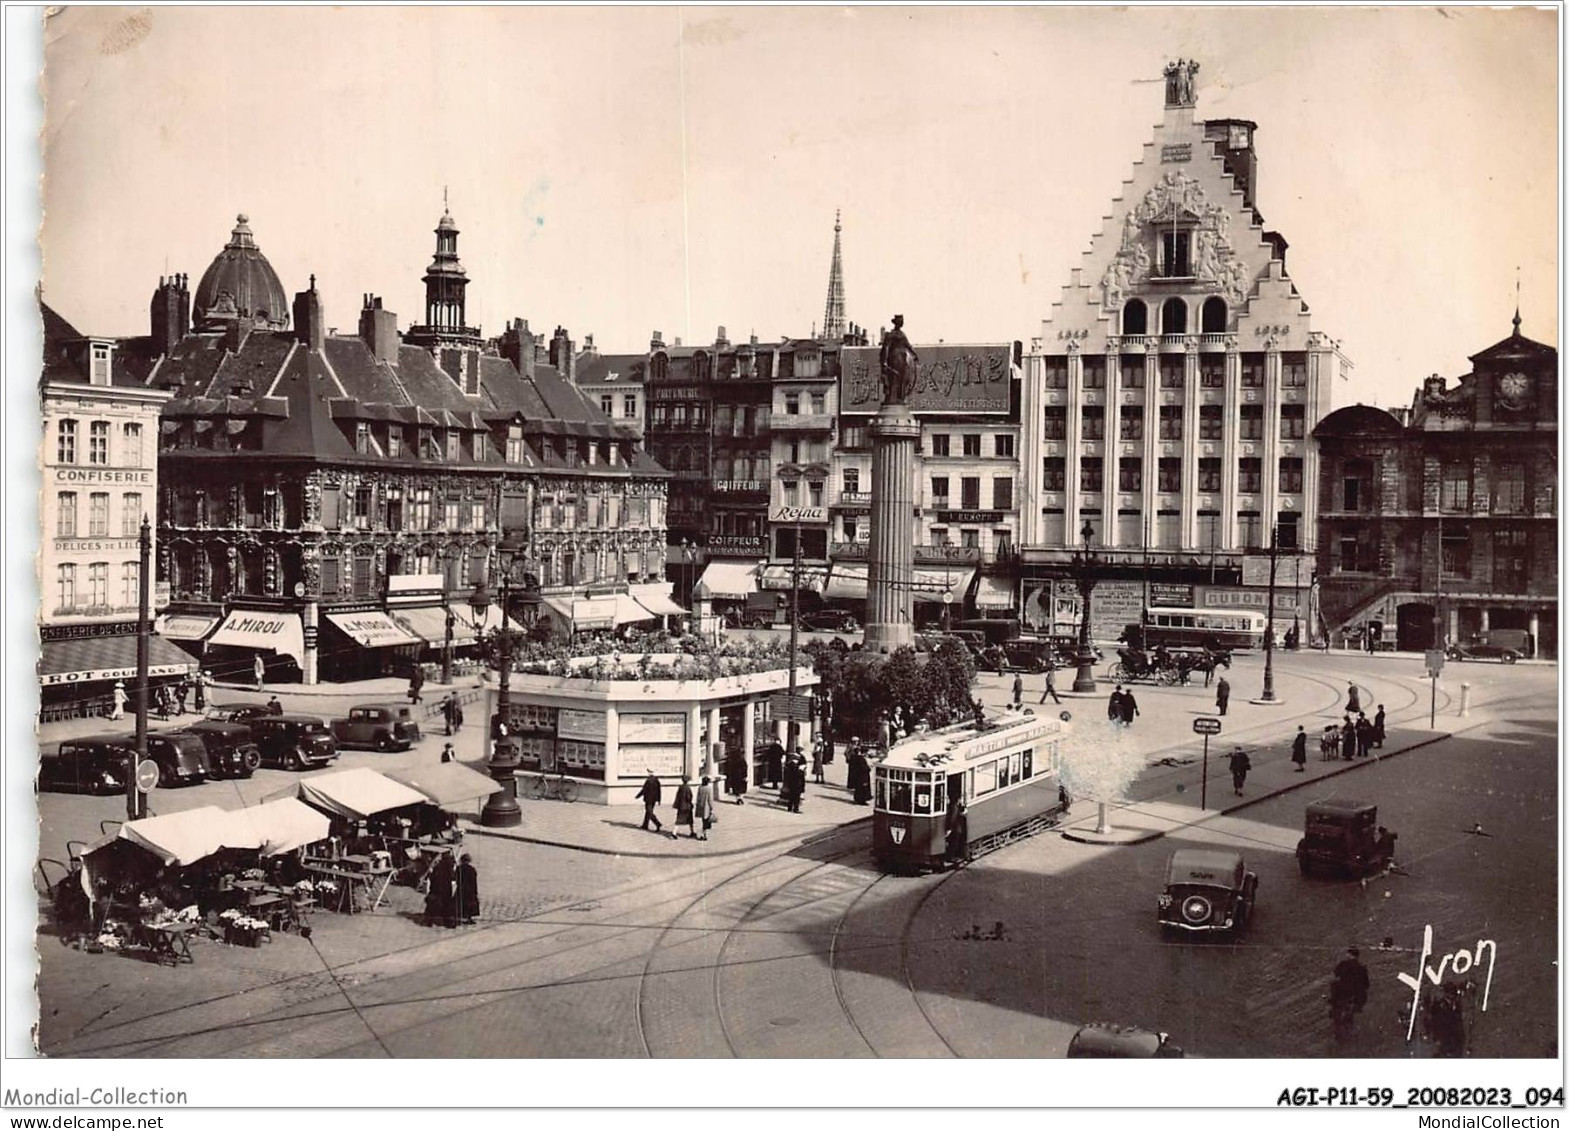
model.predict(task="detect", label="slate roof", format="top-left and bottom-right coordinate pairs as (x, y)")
top-left (573, 353), bottom-right (648, 387)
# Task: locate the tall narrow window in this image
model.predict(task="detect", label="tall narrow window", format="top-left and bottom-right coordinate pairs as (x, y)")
top-left (1159, 406), bottom-right (1183, 440)
top-left (1199, 404), bottom-right (1223, 439)
top-left (122, 492), bottom-right (141, 536)
top-left (962, 433), bottom-right (982, 457)
top-left (57, 492), bottom-right (77, 537)
top-left (1240, 404), bottom-right (1264, 440)
top-left (1160, 297), bottom-right (1188, 334)
top-left (1042, 458), bottom-right (1066, 491)
top-left (994, 434), bottom-right (1015, 458)
top-left (89, 422), bottom-right (109, 466)
top-left (1118, 458), bottom-right (1142, 492)
top-left (87, 562), bottom-right (108, 607)
top-left (1240, 353), bottom-right (1266, 388)
top-left (57, 420), bottom-right (77, 464)
top-left (121, 561), bottom-right (139, 606)
top-left (88, 492), bottom-right (109, 537)
top-left (1160, 232), bottom-right (1192, 277)
top-left (1199, 358), bottom-right (1224, 388)
top-left (1282, 353), bottom-right (1308, 387)
top-left (1121, 300), bottom-right (1148, 336)
top-left (931, 434), bottom-right (951, 457)
top-left (1238, 458), bottom-right (1262, 493)
top-left (961, 477), bottom-right (981, 508)
top-left (1440, 462), bottom-right (1471, 512)
top-left (122, 423), bottom-right (143, 467)
top-left (1043, 357), bottom-right (1069, 389)
top-left (506, 425), bottom-right (524, 464)
top-left (1121, 356), bottom-right (1146, 387)
top-left (1279, 458), bottom-right (1304, 493)
top-left (1280, 404), bottom-right (1306, 439)
top-left (1119, 406), bottom-right (1144, 441)
top-left (1043, 407), bottom-right (1067, 440)
top-left (1197, 458), bottom-right (1222, 492)
top-left (1082, 357), bottom-right (1106, 389)
top-left (1493, 463), bottom-right (1526, 514)
top-left (57, 564), bottom-right (76, 609)
top-left (844, 467), bottom-right (860, 495)
top-left (90, 342), bottom-right (111, 385)
top-left (1160, 356), bottom-right (1185, 388)
top-left (992, 477), bottom-right (1014, 510)
top-left (1158, 458), bottom-right (1182, 493)
top-left (1200, 297), bottom-right (1227, 333)
top-left (1081, 407), bottom-right (1105, 440)
top-left (1080, 457), bottom-right (1104, 492)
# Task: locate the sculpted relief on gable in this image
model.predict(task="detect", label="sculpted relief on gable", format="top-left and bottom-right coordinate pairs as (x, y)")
top-left (1101, 170), bottom-right (1253, 315)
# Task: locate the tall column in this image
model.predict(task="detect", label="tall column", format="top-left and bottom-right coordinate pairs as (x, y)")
top-left (866, 405), bottom-right (921, 653)
top-left (1181, 341), bottom-right (1201, 547)
top-left (1261, 343), bottom-right (1283, 537)
top-left (687, 702), bottom-right (703, 779)
top-left (706, 705), bottom-right (722, 780)
top-left (1142, 347), bottom-right (1159, 551)
top-left (1019, 351), bottom-right (1043, 545)
top-left (1220, 347), bottom-right (1242, 549)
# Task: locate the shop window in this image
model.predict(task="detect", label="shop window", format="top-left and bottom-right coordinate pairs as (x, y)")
top-left (961, 529), bottom-right (980, 549)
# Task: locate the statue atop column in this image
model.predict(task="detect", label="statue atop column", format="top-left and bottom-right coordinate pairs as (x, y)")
top-left (878, 314), bottom-right (919, 406)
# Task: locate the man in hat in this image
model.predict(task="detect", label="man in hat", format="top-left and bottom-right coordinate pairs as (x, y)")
top-left (635, 769), bottom-right (664, 833)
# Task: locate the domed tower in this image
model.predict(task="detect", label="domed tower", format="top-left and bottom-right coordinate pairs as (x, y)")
top-left (192, 214), bottom-right (290, 333)
top-left (406, 197), bottom-right (485, 392)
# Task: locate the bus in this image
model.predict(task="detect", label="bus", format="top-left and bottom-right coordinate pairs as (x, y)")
top-left (872, 710), bottom-right (1068, 872)
top-left (1140, 607), bottom-right (1267, 650)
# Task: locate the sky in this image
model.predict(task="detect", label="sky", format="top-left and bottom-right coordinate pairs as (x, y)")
top-left (37, 5), bottom-right (1559, 410)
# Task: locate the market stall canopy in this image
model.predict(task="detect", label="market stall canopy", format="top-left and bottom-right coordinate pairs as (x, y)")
top-left (760, 565), bottom-right (829, 594)
top-left (911, 566), bottom-right (976, 605)
top-left (384, 762), bottom-right (501, 809)
top-left (231, 798), bottom-right (332, 856)
top-left (87, 806), bottom-right (246, 867)
top-left (695, 561), bottom-right (760, 600)
top-left (629, 583), bottom-right (686, 618)
top-left (973, 575), bottom-right (1015, 610)
top-left (324, 610), bottom-right (423, 649)
top-left (824, 562), bottom-right (869, 601)
top-left (154, 613), bottom-right (219, 642)
top-left (612, 593), bottom-right (655, 627)
top-left (38, 633), bottom-right (197, 687)
top-left (271, 767), bottom-right (430, 820)
top-left (208, 609), bottom-right (305, 665)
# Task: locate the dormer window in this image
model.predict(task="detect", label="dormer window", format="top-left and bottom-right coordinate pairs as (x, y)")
top-left (355, 422), bottom-right (371, 454)
top-left (505, 424), bottom-right (524, 464)
top-left (90, 341), bottom-right (112, 386)
top-left (387, 425), bottom-right (402, 458)
top-left (446, 430), bottom-right (461, 461)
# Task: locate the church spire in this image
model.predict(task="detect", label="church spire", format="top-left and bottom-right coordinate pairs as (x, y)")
top-left (1513, 267), bottom-right (1522, 336)
top-left (821, 210), bottom-right (846, 342)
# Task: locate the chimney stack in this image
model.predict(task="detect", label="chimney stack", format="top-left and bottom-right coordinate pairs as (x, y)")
top-left (357, 294), bottom-right (399, 364)
top-left (500, 317), bottom-right (537, 379)
top-left (292, 275), bottom-right (325, 353)
top-left (650, 330), bottom-right (665, 351)
top-left (715, 325), bottom-right (730, 348)
top-left (150, 272), bottom-right (191, 354)
top-left (549, 325), bottom-right (576, 380)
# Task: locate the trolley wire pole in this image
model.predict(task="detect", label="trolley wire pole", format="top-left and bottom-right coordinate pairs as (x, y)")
top-left (131, 516), bottom-right (151, 820)
top-left (786, 520), bottom-right (803, 756)
top-left (1259, 524), bottom-right (1280, 703)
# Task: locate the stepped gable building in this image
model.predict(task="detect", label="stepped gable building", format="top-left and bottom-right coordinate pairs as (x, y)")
top-left (131, 209), bottom-right (665, 684)
top-left (38, 304), bottom-right (183, 720)
top-left (1019, 59), bottom-right (1348, 642)
top-left (1313, 316), bottom-right (1557, 657)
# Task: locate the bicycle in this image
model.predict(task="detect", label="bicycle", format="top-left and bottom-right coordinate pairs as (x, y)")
top-left (527, 772), bottom-right (578, 803)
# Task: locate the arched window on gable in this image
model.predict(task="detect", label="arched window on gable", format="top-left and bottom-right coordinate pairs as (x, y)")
top-left (1201, 297), bottom-right (1227, 334)
top-left (1121, 299), bottom-right (1148, 336)
top-left (1161, 298), bottom-right (1188, 336)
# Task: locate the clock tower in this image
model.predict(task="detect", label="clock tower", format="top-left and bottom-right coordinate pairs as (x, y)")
top-left (1470, 308), bottom-right (1557, 425)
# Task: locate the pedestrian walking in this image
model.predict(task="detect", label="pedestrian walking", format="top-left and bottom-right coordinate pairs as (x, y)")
top-left (724, 749), bottom-right (748, 805)
top-left (1040, 664), bottom-right (1062, 705)
top-left (810, 740), bottom-right (824, 785)
top-left (440, 742), bottom-right (456, 764)
top-left (455, 853), bottom-right (480, 925)
top-left (766, 740), bottom-right (785, 788)
top-left (1012, 673), bottom-right (1024, 709)
top-left (636, 770), bottom-right (664, 832)
top-left (1119, 686), bottom-right (1140, 727)
top-left (1215, 676), bottom-right (1231, 716)
top-left (443, 694), bottom-right (458, 736)
top-left (1107, 685), bottom-right (1126, 725)
top-left (253, 653), bottom-right (266, 691)
top-left (174, 679), bottom-right (189, 715)
top-left (408, 667), bottom-right (425, 705)
top-left (849, 742), bottom-right (872, 805)
top-left (193, 670), bottom-right (208, 712)
top-left (783, 751), bottom-right (806, 813)
top-left (674, 775), bottom-right (696, 838)
top-left (267, 694), bottom-right (283, 715)
top-left (1228, 747), bottom-right (1251, 796)
top-left (1291, 726), bottom-right (1308, 772)
top-left (1373, 705), bottom-right (1387, 749)
top-left (695, 777), bottom-right (714, 841)
top-left (1346, 681), bottom-right (1362, 715)
top-left (109, 680), bottom-right (127, 721)
top-left (425, 851), bottom-right (455, 928)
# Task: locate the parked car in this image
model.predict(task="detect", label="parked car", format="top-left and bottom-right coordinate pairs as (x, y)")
top-left (331, 703), bottom-right (421, 751)
top-left (1066, 1023), bottom-right (1185, 1058)
top-left (1446, 637), bottom-right (1522, 663)
top-left (143, 731), bottom-right (213, 787)
top-left (1296, 799), bottom-right (1398, 879)
top-left (39, 737), bottom-right (133, 795)
top-left (204, 703), bottom-right (272, 724)
top-left (1157, 848), bottom-right (1257, 936)
top-left (249, 714), bottom-right (339, 770)
top-left (800, 609), bottom-right (859, 633)
top-left (176, 720), bottom-right (262, 779)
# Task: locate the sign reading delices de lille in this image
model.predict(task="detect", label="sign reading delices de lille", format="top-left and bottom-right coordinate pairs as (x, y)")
top-left (839, 345), bottom-right (1012, 414)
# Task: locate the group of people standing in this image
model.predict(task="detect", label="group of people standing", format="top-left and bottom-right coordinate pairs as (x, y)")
top-left (1106, 684), bottom-right (1140, 727)
top-left (109, 670), bottom-right (212, 721)
top-left (422, 850), bottom-right (479, 928)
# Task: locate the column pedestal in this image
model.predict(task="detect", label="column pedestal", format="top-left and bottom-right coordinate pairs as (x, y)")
top-left (865, 407), bottom-right (921, 654)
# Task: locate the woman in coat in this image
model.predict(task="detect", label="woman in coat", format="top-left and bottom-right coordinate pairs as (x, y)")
top-left (674, 775), bottom-right (696, 837)
top-left (724, 751), bottom-right (749, 805)
top-left (425, 851), bottom-right (455, 928)
top-left (455, 854), bottom-right (480, 924)
top-left (694, 777), bottom-right (714, 841)
top-left (810, 740), bottom-right (825, 785)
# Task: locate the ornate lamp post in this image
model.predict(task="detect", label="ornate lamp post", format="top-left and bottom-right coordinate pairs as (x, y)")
top-left (1072, 519), bottom-right (1100, 694)
top-left (1259, 523), bottom-right (1280, 703)
top-left (942, 543), bottom-right (960, 634)
top-left (478, 531), bottom-right (530, 827)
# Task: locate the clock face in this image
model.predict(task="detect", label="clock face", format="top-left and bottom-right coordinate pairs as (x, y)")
top-left (1498, 371), bottom-right (1532, 406)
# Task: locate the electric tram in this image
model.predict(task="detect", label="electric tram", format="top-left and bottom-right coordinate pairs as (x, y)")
top-left (872, 710), bottom-right (1068, 872)
top-left (1139, 607), bottom-right (1268, 650)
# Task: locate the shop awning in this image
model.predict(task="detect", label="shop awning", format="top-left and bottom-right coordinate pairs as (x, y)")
top-left (272, 767), bottom-right (430, 821)
top-left (86, 806), bottom-right (242, 868)
top-left (234, 798), bottom-right (333, 856)
top-left (325, 610), bottom-right (423, 649)
top-left (155, 614), bottom-right (219, 642)
top-left (385, 763), bottom-right (501, 809)
top-left (612, 593), bottom-right (655, 626)
top-left (38, 634), bottom-right (197, 687)
top-left (760, 565), bottom-right (829, 594)
top-left (389, 605), bottom-right (478, 647)
top-left (694, 561), bottom-right (758, 600)
top-left (208, 609), bottom-right (305, 664)
top-left (974, 575), bottom-right (1015, 610)
top-left (629, 583), bottom-right (686, 618)
top-left (824, 563), bottom-right (869, 601)
top-left (453, 603), bottom-right (526, 637)
top-left (911, 567), bottom-right (976, 605)
top-left (572, 596), bottom-right (618, 631)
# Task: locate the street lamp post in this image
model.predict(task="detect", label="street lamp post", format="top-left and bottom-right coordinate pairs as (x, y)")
top-left (942, 543), bottom-right (959, 634)
top-left (478, 532), bottom-right (529, 827)
top-left (441, 594), bottom-right (455, 685)
top-left (1072, 519), bottom-right (1099, 694)
top-left (131, 516), bottom-right (152, 821)
top-left (1260, 524), bottom-right (1280, 702)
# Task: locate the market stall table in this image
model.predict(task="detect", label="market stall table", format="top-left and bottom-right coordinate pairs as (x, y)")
top-left (137, 921), bottom-right (195, 966)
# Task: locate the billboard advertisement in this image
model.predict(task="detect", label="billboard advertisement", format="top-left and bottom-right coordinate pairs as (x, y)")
top-left (840, 344), bottom-right (1012, 414)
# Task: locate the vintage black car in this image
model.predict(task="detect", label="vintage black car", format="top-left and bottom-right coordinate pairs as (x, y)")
top-left (39, 737), bottom-right (133, 795)
top-left (1296, 798), bottom-right (1397, 878)
top-left (1066, 1023), bottom-right (1185, 1058)
top-left (331, 703), bottom-right (421, 751)
top-left (176, 720), bottom-right (262, 779)
top-left (1446, 639), bottom-right (1522, 664)
top-left (204, 703), bottom-right (273, 723)
top-left (800, 609), bottom-right (859, 633)
top-left (249, 714), bottom-right (338, 770)
top-left (1157, 848), bottom-right (1257, 936)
